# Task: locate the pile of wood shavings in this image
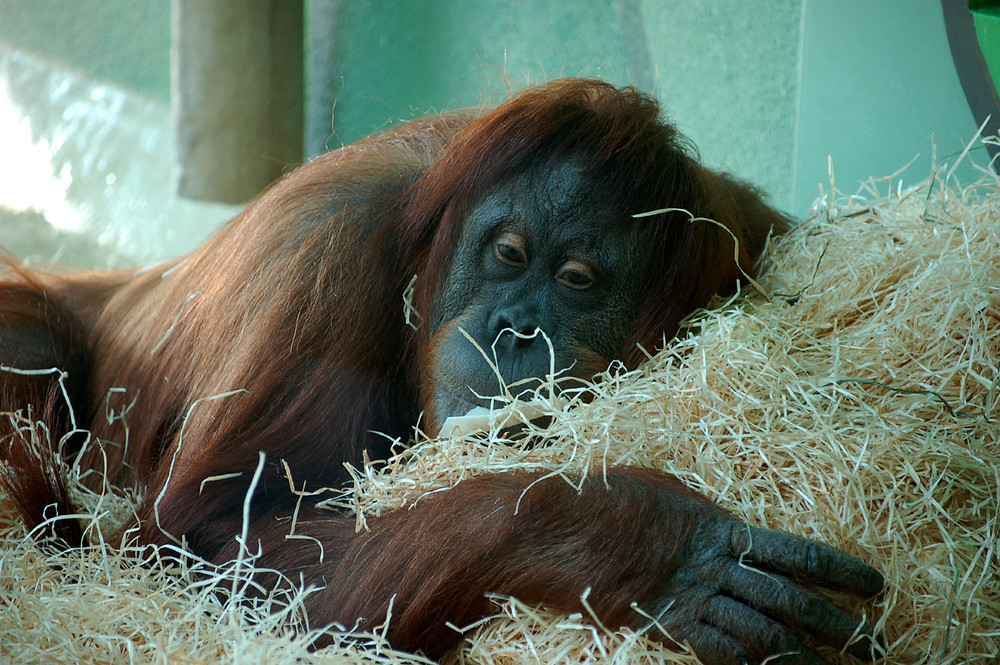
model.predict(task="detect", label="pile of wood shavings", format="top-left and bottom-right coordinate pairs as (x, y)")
top-left (1, 167), bottom-right (997, 664)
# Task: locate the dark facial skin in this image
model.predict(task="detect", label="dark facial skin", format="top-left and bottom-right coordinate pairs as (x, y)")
top-left (424, 160), bottom-right (884, 664)
top-left (428, 158), bottom-right (645, 422)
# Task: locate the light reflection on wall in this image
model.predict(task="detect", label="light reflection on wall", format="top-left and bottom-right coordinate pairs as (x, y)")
top-left (0, 78), bottom-right (81, 233)
top-left (0, 48), bottom-right (238, 268)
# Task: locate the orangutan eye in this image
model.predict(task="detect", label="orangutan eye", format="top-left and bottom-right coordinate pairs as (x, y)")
top-left (494, 232), bottom-right (528, 267)
top-left (556, 259), bottom-right (596, 290)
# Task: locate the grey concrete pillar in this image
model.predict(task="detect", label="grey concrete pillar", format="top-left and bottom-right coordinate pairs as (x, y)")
top-left (172, 0), bottom-right (303, 204)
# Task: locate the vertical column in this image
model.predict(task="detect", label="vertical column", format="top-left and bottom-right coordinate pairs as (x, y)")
top-left (173, 0), bottom-right (303, 204)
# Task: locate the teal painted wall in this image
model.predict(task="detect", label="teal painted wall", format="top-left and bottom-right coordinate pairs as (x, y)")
top-left (795, 0), bottom-right (978, 213)
top-left (0, 0), bottom-right (986, 256)
top-left (640, 0), bottom-right (801, 212)
top-left (0, 0), bottom-right (170, 101)
top-left (305, 0), bottom-right (802, 209)
top-left (305, 0), bottom-right (636, 150)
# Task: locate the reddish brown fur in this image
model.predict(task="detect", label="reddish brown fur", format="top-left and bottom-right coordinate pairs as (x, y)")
top-left (1, 79), bottom-right (791, 658)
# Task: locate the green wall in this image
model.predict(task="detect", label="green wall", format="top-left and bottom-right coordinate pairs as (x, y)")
top-left (305, 0), bottom-right (635, 149)
top-left (795, 0), bottom-right (978, 213)
top-left (640, 0), bottom-right (801, 212)
top-left (0, 0), bottom-right (985, 226)
top-left (0, 0), bottom-right (170, 101)
top-left (305, 0), bottom-right (802, 209)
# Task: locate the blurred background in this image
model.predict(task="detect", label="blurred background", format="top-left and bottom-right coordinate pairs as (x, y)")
top-left (0, 0), bottom-right (989, 268)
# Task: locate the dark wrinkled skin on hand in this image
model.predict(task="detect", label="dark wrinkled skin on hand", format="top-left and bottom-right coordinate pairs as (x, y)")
top-left (644, 515), bottom-right (885, 665)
